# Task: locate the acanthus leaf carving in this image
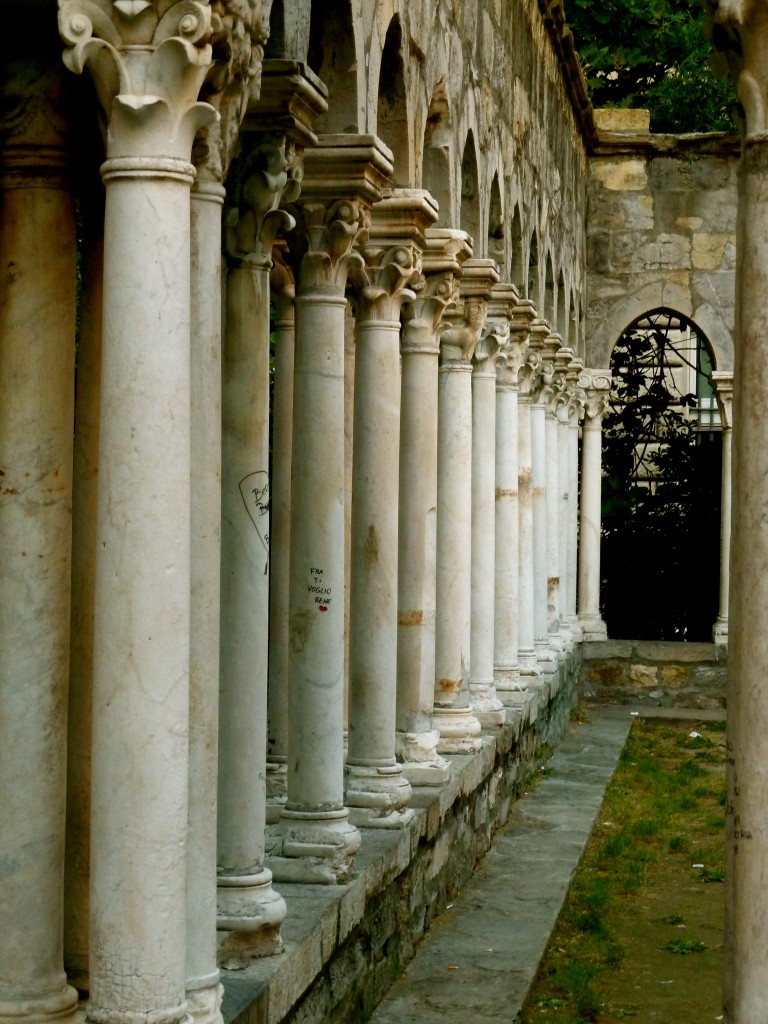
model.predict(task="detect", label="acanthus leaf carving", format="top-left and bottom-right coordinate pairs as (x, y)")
top-left (401, 271), bottom-right (458, 353)
top-left (225, 132), bottom-right (300, 264)
top-left (474, 320), bottom-right (509, 369)
top-left (288, 199), bottom-right (368, 295)
top-left (351, 244), bottom-right (418, 322)
top-left (441, 294), bottom-right (489, 363)
top-left (578, 369), bottom-right (612, 421)
top-left (58, 0), bottom-right (217, 160)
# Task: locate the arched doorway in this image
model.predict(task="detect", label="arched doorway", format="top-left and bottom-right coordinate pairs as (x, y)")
top-left (600, 308), bottom-right (722, 640)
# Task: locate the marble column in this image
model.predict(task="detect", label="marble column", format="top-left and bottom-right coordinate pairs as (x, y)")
top-left (529, 321), bottom-right (556, 665)
top-left (706, 7), bottom-right (768, 1015)
top-left (188, 8), bottom-right (267, 1002)
top-left (493, 294), bottom-right (532, 699)
top-left (469, 287), bottom-right (513, 725)
top-left (711, 371), bottom-right (733, 647)
top-left (554, 347), bottom-right (578, 651)
top-left (267, 136), bottom-right (393, 883)
top-left (217, 133), bottom-right (301, 963)
top-left (345, 191), bottom-right (437, 825)
top-left (396, 228), bottom-right (470, 784)
top-left (433, 259), bottom-right (499, 752)
top-left (59, 6), bottom-right (216, 1024)
top-left (0, 50), bottom-right (79, 1024)
top-left (516, 316), bottom-right (542, 681)
top-left (565, 360), bottom-right (585, 639)
top-left (577, 369), bottom-right (612, 641)
top-left (266, 251), bottom-right (296, 821)
top-left (544, 334), bottom-right (566, 657)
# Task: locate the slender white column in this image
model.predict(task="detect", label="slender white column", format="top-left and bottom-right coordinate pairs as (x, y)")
top-left (218, 136), bottom-right (300, 962)
top-left (529, 321), bottom-right (555, 665)
top-left (544, 334), bottom-right (566, 657)
top-left (577, 369), bottom-right (612, 640)
top-left (554, 347), bottom-right (576, 651)
top-left (565, 362), bottom-right (585, 638)
top-left (516, 319), bottom-right (542, 681)
top-left (493, 295), bottom-right (531, 697)
top-left (65, 157), bottom-right (103, 997)
top-left (266, 254), bottom-right (295, 820)
top-left (469, 291), bottom-right (511, 726)
top-left (188, 176), bottom-right (227, 1015)
top-left (0, 53), bottom-right (78, 1024)
top-left (708, 9), bottom-right (768, 1010)
top-left (396, 229), bottom-right (469, 785)
top-left (346, 191), bottom-right (436, 824)
top-left (433, 259), bottom-right (499, 752)
top-left (59, 8), bottom-right (217, 1024)
top-left (711, 371), bottom-right (733, 646)
top-left (267, 136), bottom-right (392, 883)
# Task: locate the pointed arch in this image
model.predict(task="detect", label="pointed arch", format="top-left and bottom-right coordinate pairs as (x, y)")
top-left (460, 131), bottom-right (480, 246)
top-left (527, 228), bottom-right (539, 306)
top-left (488, 173), bottom-right (504, 270)
top-left (510, 204), bottom-right (524, 289)
top-left (422, 80), bottom-right (452, 225)
top-left (308, 0), bottom-right (360, 133)
top-left (376, 16), bottom-right (409, 185)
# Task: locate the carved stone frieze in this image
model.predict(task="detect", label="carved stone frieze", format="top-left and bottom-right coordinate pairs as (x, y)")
top-left (58, 0), bottom-right (218, 160)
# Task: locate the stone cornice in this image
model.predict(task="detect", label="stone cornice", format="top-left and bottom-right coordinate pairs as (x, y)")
top-left (536, 0), bottom-right (598, 151)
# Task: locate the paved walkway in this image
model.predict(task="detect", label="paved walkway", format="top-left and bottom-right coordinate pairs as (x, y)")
top-left (368, 706), bottom-right (637, 1023)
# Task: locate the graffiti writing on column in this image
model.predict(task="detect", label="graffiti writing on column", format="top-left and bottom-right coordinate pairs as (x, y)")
top-left (239, 470), bottom-right (270, 575)
top-left (308, 566), bottom-right (332, 612)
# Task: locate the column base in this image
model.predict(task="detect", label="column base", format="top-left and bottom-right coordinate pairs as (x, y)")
top-left (216, 869), bottom-right (286, 968)
top-left (266, 809), bottom-right (360, 884)
top-left (344, 764), bottom-right (415, 828)
top-left (517, 648), bottom-right (541, 680)
top-left (0, 984), bottom-right (79, 1024)
top-left (494, 664), bottom-right (521, 692)
top-left (265, 762), bottom-right (287, 825)
top-left (712, 617), bottom-right (728, 646)
top-left (432, 706), bottom-right (483, 754)
top-left (469, 681), bottom-right (506, 726)
top-left (578, 614), bottom-right (608, 641)
top-left (395, 730), bottom-right (451, 785)
top-left (535, 638), bottom-right (557, 665)
top-left (565, 615), bottom-right (583, 642)
top-left (185, 974), bottom-right (223, 1024)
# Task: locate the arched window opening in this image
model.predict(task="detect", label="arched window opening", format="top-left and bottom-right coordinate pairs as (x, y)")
top-left (527, 230), bottom-right (539, 306)
top-left (557, 270), bottom-right (567, 340)
top-left (488, 173), bottom-right (504, 269)
top-left (264, 0), bottom-right (285, 58)
top-left (422, 81), bottom-right (451, 225)
top-left (460, 131), bottom-right (480, 245)
top-left (544, 252), bottom-right (556, 327)
top-left (510, 205), bottom-right (524, 289)
top-left (307, 0), bottom-right (358, 133)
top-left (600, 308), bottom-right (722, 641)
top-left (377, 17), bottom-right (409, 185)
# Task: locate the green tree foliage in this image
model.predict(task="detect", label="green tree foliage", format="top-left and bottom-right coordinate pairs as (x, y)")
top-left (564, 0), bottom-right (737, 133)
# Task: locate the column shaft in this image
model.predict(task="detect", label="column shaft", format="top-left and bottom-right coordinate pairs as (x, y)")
top-left (494, 377), bottom-right (520, 690)
top-left (576, 371), bottom-right (610, 641)
top-left (0, 139), bottom-right (78, 1024)
top-left (531, 401), bottom-right (551, 660)
top-left (517, 392), bottom-right (538, 676)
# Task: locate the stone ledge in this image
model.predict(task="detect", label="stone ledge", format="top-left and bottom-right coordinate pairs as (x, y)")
top-left (221, 656), bottom-right (580, 1024)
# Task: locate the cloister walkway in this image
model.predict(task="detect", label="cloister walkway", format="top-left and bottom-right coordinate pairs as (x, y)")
top-left (368, 705), bottom-right (725, 1024)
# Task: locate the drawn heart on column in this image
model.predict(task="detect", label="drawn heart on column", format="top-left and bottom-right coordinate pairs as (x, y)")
top-left (319, 605), bottom-right (328, 612)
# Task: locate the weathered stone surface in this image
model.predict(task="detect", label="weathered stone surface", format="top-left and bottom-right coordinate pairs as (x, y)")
top-left (630, 664), bottom-right (659, 689)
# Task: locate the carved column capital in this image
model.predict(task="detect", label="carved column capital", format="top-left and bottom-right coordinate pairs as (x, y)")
top-left (705, 0), bottom-right (768, 135)
top-left (400, 228), bottom-right (470, 352)
top-left (224, 132), bottom-right (299, 265)
top-left (286, 135), bottom-right (393, 295)
top-left (192, 0), bottom-right (270, 183)
top-left (579, 368), bottom-right (612, 423)
top-left (711, 370), bottom-right (734, 429)
top-left (269, 245), bottom-right (295, 320)
top-left (440, 257), bottom-right (500, 363)
top-left (540, 331), bottom-right (564, 410)
top-left (526, 318), bottom-right (553, 401)
top-left (553, 346), bottom-right (575, 417)
top-left (58, 0), bottom-right (218, 161)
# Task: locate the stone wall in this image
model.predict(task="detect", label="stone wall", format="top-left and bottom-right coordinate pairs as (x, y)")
top-left (585, 108), bottom-right (740, 372)
top-left (580, 640), bottom-right (727, 710)
top-left (221, 658), bottom-right (580, 1024)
